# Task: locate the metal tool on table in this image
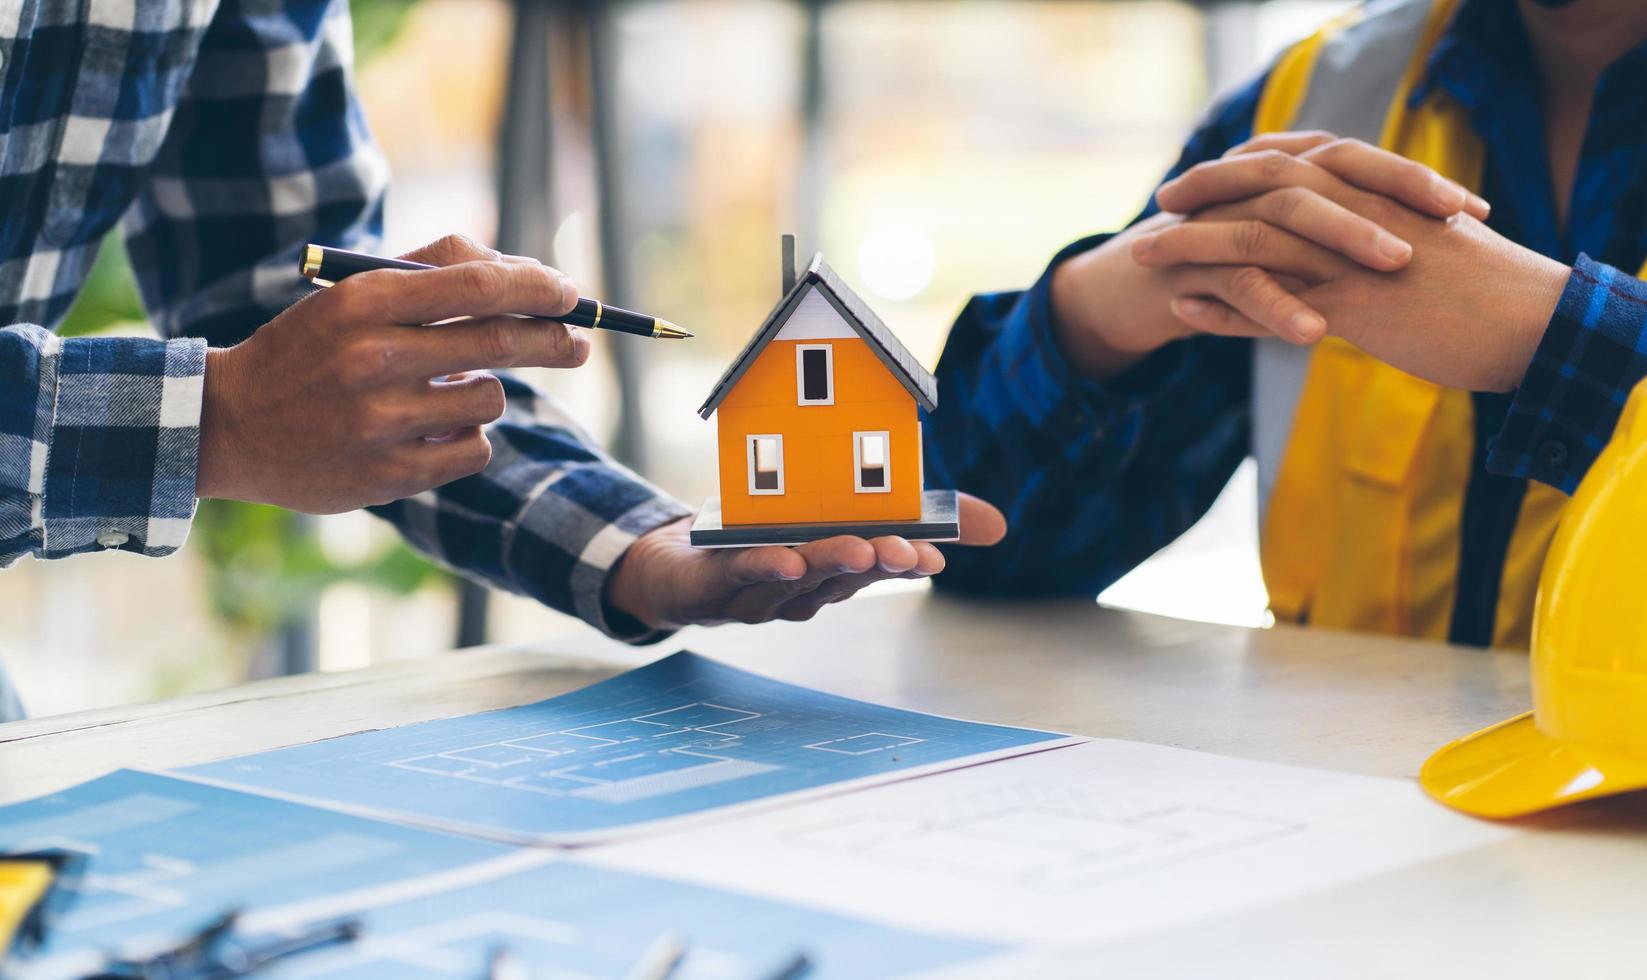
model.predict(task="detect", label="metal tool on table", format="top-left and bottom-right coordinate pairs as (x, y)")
top-left (86, 908), bottom-right (362, 979)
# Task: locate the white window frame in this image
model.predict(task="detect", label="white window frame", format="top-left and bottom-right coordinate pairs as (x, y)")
top-left (747, 434), bottom-right (785, 495)
top-left (853, 430), bottom-right (891, 494)
top-left (795, 344), bottom-right (835, 406)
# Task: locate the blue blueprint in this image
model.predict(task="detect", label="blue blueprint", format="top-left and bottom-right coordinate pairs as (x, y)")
top-left (0, 770), bottom-right (512, 960)
top-left (265, 859), bottom-right (1002, 979)
top-left (184, 651), bottom-right (1070, 843)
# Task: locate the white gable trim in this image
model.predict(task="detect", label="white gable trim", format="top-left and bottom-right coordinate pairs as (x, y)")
top-left (775, 286), bottom-right (857, 341)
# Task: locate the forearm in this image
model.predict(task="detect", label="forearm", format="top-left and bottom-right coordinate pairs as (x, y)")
top-left (369, 373), bottom-right (691, 639)
top-left (923, 250), bottom-right (1251, 597)
top-left (0, 325), bottom-right (204, 566)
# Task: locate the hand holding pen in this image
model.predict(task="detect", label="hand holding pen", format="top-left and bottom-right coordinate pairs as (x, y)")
top-left (197, 235), bottom-right (640, 515)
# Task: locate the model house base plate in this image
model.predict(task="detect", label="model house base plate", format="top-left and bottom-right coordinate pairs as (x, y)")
top-left (690, 489), bottom-right (960, 548)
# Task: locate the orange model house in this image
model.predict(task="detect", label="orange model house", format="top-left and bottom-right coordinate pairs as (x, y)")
top-left (691, 237), bottom-right (957, 547)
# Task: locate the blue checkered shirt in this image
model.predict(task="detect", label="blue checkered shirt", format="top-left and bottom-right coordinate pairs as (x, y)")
top-left (0, 2), bottom-right (690, 645)
top-left (925, 0), bottom-right (1647, 648)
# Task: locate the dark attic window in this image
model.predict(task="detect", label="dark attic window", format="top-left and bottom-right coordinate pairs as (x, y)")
top-left (799, 346), bottom-right (832, 403)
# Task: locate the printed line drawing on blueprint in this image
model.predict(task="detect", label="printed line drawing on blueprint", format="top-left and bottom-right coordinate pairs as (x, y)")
top-left (781, 779), bottom-right (1302, 891)
top-left (184, 652), bottom-right (1077, 843)
top-left (384, 702), bottom-right (928, 805)
top-left (805, 733), bottom-right (925, 755)
top-left (387, 702), bottom-right (931, 805)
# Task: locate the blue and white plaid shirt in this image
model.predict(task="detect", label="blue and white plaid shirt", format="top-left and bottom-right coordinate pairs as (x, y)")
top-left (0, 0), bottom-right (691, 668)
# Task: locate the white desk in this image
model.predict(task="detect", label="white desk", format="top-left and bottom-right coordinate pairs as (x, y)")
top-left (4, 593), bottom-right (1644, 978)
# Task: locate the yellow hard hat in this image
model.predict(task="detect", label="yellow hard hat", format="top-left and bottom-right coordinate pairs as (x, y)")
top-left (1420, 378), bottom-right (1647, 818)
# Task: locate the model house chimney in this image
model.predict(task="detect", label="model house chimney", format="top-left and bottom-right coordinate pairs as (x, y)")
top-left (781, 234), bottom-right (797, 295)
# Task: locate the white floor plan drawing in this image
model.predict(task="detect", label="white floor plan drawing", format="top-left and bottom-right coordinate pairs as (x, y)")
top-left (387, 701), bottom-right (790, 804)
top-left (184, 652), bottom-right (1074, 844)
top-left (383, 705), bottom-right (935, 808)
top-left (585, 740), bottom-right (1518, 947)
top-left (783, 791), bottom-right (1302, 889)
top-left (805, 733), bottom-right (926, 755)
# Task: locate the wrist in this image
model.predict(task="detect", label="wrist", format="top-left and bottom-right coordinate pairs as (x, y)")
top-left (1493, 250), bottom-right (1571, 393)
top-left (197, 347), bottom-right (245, 500)
top-left (1050, 233), bottom-right (1173, 382)
top-left (603, 555), bottom-right (649, 629)
top-left (603, 520), bottom-right (677, 630)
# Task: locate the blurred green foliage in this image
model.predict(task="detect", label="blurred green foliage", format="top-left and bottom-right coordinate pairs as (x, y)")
top-left (349, 0), bottom-right (420, 63)
top-left (56, 231), bottom-right (146, 338)
top-left (194, 499), bottom-right (444, 637)
top-left (55, 0), bottom-right (445, 647)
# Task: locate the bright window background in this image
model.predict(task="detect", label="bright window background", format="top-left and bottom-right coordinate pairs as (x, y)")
top-left (3, 0), bottom-right (1351, 717)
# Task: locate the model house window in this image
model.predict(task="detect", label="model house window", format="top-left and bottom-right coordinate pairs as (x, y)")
top-left (854, 431), bottom-right (890, 492)
top-left (796, 345), bottom-right (834, 405)
top-left (748, 434), bottom-right (784, 494)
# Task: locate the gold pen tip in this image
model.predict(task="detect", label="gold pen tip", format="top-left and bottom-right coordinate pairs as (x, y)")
top-left (655, 320), bottom-right (694, 340)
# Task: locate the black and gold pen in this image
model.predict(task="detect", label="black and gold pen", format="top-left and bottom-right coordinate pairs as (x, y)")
top-left (299, 244), bottom-right (694, 340)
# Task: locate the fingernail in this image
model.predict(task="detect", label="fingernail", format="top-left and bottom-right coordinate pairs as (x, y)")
top-left (1290, 311), bottom-right (1326, 340)
top-left (1469, 193), bottom-right (1491, 216)
top-left (1431, 178), bottom-right (1466, 211)
top-left (1377, 233), bottom-right (1412, 263)
top-left (570, 328), bottom-right (592, 363)
top-left (1131, 235), bottom-right (1156, 258)
top-left (1172, 297), bottom-right (1208, 318)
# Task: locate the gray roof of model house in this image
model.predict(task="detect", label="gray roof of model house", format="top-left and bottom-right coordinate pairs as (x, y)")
top-left (696, 253), bottom-right (939, 419)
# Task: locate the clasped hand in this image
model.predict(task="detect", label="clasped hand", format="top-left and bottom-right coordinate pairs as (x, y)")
top-left (1055, 132), bottom-right (1571, 393)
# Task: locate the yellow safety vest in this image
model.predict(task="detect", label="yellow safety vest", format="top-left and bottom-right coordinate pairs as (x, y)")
top-left (1250, 0), bottom-right (1647, 648)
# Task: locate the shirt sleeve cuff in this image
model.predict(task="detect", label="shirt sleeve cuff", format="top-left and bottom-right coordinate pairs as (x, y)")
top-left (1488, 255), bottom-right (1647, 493)
top-left (506, 469), bottom-right (693, 644)
top-left (40, 336), bottom-right (205, 558)
top-left (992, 233), bottom-right (1195, 432)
